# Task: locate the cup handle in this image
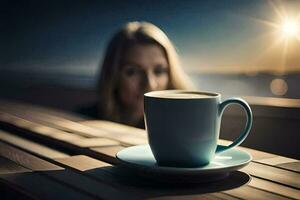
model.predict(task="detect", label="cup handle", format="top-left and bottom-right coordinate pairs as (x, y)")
top-left (216, 97), bottom-right (253, 154)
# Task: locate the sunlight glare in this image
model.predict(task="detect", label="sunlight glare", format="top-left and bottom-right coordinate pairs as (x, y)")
top-left (281, 20), bottom-right (299, 38)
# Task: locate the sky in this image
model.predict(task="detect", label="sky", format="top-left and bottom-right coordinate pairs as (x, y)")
top-left (1, 0), bottom-right (300, 78)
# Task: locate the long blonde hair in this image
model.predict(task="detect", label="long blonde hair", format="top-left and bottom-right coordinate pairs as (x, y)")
top-left (97, 21), bottom-right (194, 124)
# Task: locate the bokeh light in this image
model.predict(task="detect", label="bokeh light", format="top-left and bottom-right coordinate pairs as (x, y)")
top-left (270, 78), bottom-right (288, 96)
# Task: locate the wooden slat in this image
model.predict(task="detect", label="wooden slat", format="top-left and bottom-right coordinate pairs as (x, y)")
top-left (258, 156), bottom-right (299, 165)
top-left (278, 162), bottom-right (300, 173)
top-left (69, 138), bottom-right (120, 148)
top-left (209, 193), bottom-right (240, 200)
top-left (81, 120), bottom-right (146, 136)
top-left (241, 162), bottom-right (300, 189)
top-left (149, 194), bottom-right (226, 200)
top-left (0, 141), bottom-right (63, 171)
top-left (0, 130), bottom-right (69, 159)
top-left (54, 155), bottom-right (127, 187)
top-left (0, 99), bottom-right (87, 122)
top-left (81, 120), bottom-right (148, 146)
top-left (102, 133), bottom-right (147, 146)
top-left (7, 118), bottom-right (88, 141)
top-left (0, 114), bottom-right (37, 130)
top-left (258, 157), bottom-right (300, 173)
top-left (224, 185), bottom-right (292, 200)
top-left (48, 131), bottom-right (86, 142)
top-left (248, 176), bottom-right (300, 200)
top-left (91, 145), bottom-right (125, 163)
top-left (55, 155), bottom-right (111, 170)
top-left (0, 110), bottom-right (106, 138)
top-left (30, 125), bottom-right (65, 136)
top-left (0, 112), bottom-right (88, 140)
top-left (0, 156), bottom-right (31, 175)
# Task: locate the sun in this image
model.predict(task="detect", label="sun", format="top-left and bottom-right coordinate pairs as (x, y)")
top-left (248, 0), bottom-right (300, 74)
top-left (281, 20), bottom-right (299, 38)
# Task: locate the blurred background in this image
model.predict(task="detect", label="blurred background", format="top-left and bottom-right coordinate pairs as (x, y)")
top-left (1, 0), bottom-right (299, 110)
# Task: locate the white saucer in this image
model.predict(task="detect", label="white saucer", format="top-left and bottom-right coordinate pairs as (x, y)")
top-left (116, 145), bottom-right (252, 183)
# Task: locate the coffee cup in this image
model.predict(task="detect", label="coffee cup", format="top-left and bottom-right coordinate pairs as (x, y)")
top-left (144, 90), bottom-right (252, 167)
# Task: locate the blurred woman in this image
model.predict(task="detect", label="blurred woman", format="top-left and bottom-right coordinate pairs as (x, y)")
top-left (81, 21), bottom-right (194, 128)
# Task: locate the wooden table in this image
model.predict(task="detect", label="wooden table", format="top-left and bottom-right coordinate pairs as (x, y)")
top-left (0, 99), bottom-right (299, 199)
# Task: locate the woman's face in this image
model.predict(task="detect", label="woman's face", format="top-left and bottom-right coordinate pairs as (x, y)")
top-left (118, 44), bottom-right (170, 121)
